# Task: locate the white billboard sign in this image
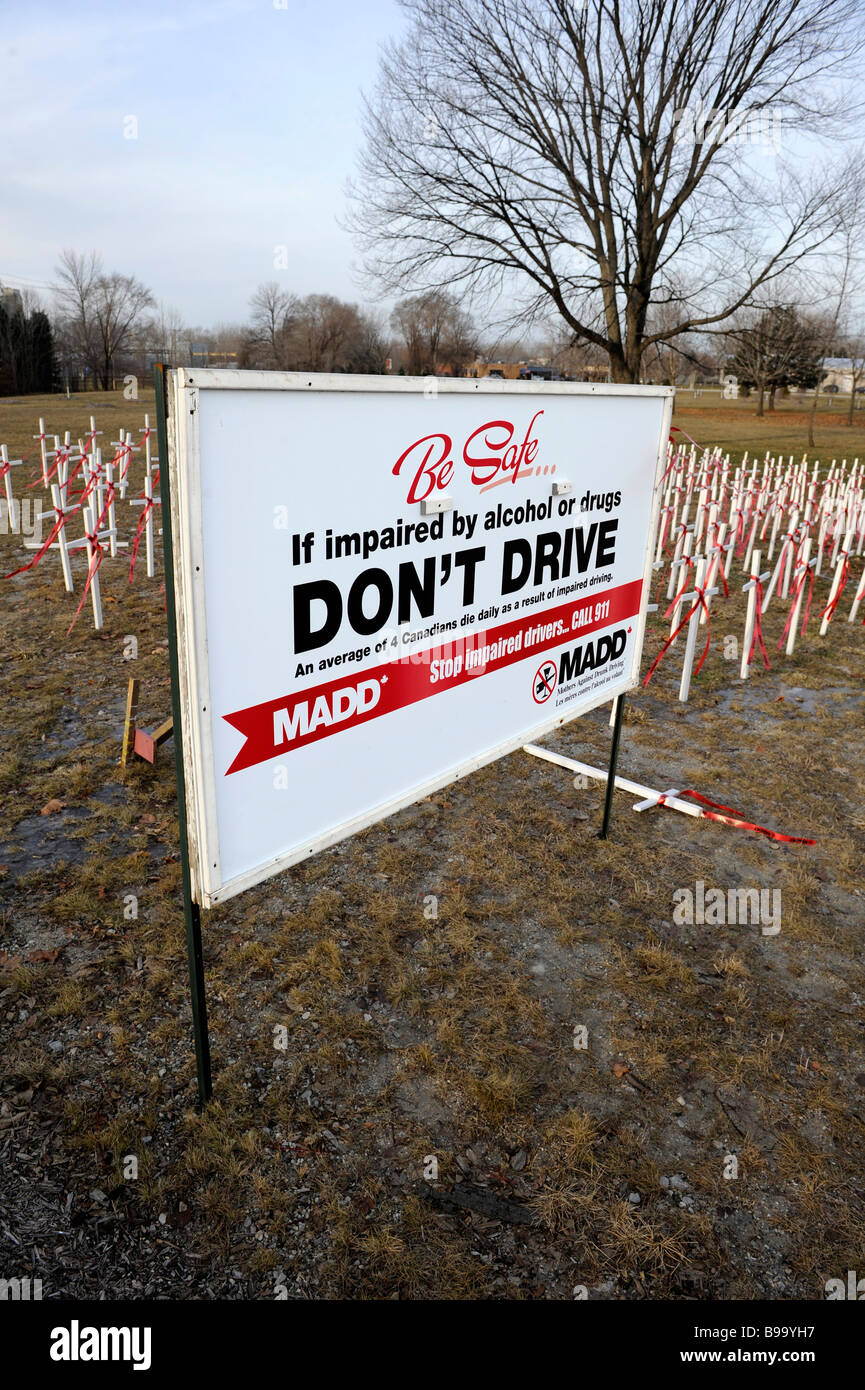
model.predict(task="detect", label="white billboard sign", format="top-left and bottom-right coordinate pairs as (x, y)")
top-left (165, 370), bottom-right (673, 907)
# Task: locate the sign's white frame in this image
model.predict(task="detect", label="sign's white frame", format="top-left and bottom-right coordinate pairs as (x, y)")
top-left (166, 370), bottom-right (674, 908)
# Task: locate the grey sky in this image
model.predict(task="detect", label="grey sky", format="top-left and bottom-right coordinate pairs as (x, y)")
top-left (1, 0), bottom-right (405, 324)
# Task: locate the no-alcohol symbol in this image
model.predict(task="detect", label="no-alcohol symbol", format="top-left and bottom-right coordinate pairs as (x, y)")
top-left (533, 659), bottom-right (557, 704)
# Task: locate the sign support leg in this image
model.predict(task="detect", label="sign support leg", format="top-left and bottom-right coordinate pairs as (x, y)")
top-left (599, 693), bottom-right (625, 840)
top-left (184, 898), bottom-right (212, 1108)
top-left (154, 364), bottom-right (213, 1108)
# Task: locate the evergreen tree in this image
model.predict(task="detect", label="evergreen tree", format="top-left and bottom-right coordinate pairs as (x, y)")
top-left (0, 303), bottom-right (60, 394)
top-left (29, 311), bottom-right (58, 392)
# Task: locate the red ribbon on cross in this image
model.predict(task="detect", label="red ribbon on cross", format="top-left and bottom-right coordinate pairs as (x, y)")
top-left (65, 483), bottom-right (116, 634)
top-left (778, 562), bottom-right (814, 650)
top-left (748, 579), bottom-right (770, 670)
top-left (669, 425), bottom-right (703, 451)
top-left (644, 582), bottom-right (711, 687)
top-left (657, 789), bottom-right (815, 845)
top-left (665, 554), bottom-right (694, 617)
top-left (67, 533), bottom-right (104, 634)
top-left (2, 506), bottom-right (67, 580)
top-left (128, 497), bottom-right (154, 581)
top-left (28, 446), bottom-right (66, 489)
top-left (660, 445), bottom-right (684, 485)
top-left (657, 505), bottom-right (673, 557)
top-left (733, 508), bottom-right (746, 557)
top-left (818, 552), bottom-right (850, 625)
top-left (708, 524), bottom-right (729, 598)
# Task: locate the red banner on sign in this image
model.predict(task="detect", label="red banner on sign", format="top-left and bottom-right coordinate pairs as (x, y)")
top-left (222, 577), bottom-right (643, 774)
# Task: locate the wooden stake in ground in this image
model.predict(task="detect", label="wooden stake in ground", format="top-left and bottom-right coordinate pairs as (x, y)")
top-left (120, 676), bottom-right (174, 764)
top-left (121, 678), bottom-right (140, 766)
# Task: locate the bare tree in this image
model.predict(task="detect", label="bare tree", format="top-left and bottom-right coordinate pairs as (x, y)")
top-left (352, 0), bottom-right (863, 382)
top-left (54, 251), bottom-right (154, 388)
top-left (247, 289), bottom-right (388, 373)
top-left (249, 282), bottom-right (300, 368)
top-left (288, 295), bottom-right (361, 372)
top-left (640, 292), bottom-right (706, 385)
top-left (390, 290), bottom-right (477, 374)
top-left (344, 309), bottom-right (391, 373)
top-left (153, 302), bottom-right (187, 363)
top-left (550, 328), bottom-right (609, 380)
top-left (54, 249), bottom-right (102, 382)
top-left (798, 187), bottom-right (865, 442)
top-left (91, 273), bottom-right (155, 388)
top-left (840, 334), bottom-right (865, 425)
top-left (832, 200), bottom-right (865, 425)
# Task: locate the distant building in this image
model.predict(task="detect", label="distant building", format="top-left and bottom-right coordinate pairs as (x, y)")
top-left (187, 343), bottom-right (238, 369)
top-left (468, 360), bottom-right (524, 380)
top-left (821, 357), bottom-right (865, 393)
top-left (520, 363), bottom-right (554, 381)
top-left (0, 284), bottom-right (23, 316)
top-left (468, 356), bottom-right (608, 382)
top-left (469, 359), bottom-right (564, 381)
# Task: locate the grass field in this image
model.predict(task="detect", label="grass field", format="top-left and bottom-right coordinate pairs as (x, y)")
top-left (672, 390), bottom-right (865, 461)
top-left (0, 386), bottom-right (863, 1300)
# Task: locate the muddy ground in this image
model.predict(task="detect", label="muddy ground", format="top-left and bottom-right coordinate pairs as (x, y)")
top-left (1, 404), bottom-right (863, 1300)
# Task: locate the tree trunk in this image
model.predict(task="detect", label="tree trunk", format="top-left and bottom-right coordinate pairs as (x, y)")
top-left (607, 350), bottom-right (641, 384)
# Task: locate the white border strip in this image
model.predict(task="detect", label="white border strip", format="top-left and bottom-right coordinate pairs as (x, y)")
top-left (180, 368), bottom-right (674, 399)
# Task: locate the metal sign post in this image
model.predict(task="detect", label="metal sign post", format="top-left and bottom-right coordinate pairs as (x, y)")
top-left (599, 692), bottom-right (626, 840)
top-left (154, 364), bottom-right (212, 1108)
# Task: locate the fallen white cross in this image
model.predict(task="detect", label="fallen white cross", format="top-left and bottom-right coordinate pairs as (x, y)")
top-left (522, 743), bottom-right (815, 843)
